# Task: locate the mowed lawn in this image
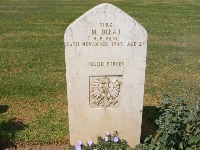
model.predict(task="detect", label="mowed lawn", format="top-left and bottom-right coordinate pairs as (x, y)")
top-left (0, 0), bottom-right (200, 143)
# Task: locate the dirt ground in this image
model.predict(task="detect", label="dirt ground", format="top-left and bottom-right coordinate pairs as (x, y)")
top-left (0, 142), bottom-right (69, 150)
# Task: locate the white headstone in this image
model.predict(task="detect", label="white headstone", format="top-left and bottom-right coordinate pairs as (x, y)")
top-left (64, 3), bottom-right (147, 147)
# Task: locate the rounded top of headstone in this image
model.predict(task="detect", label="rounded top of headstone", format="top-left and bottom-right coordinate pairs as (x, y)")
top-left (65, 3), bottom-right (147, 41)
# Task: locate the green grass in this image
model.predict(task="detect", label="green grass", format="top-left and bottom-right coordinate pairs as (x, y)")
top-left (0, 0), bottom-right (200, 143)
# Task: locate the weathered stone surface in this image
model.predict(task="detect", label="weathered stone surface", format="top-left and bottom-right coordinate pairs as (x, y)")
top-left (64, 3), bottom-right (147, 147)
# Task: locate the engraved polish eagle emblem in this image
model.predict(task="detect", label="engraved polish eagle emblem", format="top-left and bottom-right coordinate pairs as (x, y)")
top-left (90, 76), bottom-right (122, 108)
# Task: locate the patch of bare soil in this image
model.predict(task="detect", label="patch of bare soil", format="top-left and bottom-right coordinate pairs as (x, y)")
top-left (1, 142), bottom-right (69, 150)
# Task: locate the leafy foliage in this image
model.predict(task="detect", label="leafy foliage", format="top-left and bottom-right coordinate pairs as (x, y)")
top-left (135, 94), bottom-right (200, 150)
top-left (70, 95), bottom-right (199, 150)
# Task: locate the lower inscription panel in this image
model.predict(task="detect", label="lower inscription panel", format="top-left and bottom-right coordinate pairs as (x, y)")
top-left (89, 75), bottom-right (123, 109)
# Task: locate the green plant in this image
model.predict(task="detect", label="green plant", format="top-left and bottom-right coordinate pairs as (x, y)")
top-left (135, 94), bottom-right (200, 150)
top-left (69, 95), bottom-right (199, 150)
top-left (69, 131), bottom-right (131, 150)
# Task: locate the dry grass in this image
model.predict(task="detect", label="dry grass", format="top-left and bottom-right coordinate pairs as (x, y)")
top-left (0, 0), bottom-right (199, 144)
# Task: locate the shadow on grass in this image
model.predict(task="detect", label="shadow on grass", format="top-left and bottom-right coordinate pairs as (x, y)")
top-left (140, 106), bottom-right (160, 143)
top-left (0, 105), bottom-right (9, 114)
top-left (0, 105), bottom-right (28, 150)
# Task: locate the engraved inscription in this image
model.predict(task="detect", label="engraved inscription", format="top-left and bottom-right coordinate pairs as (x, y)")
top-left (88, 61), bottom-right (124, 67)
top-left (65, 22), bottom-right (144, 47)
top-left (89, 76), bottom-right (122, 109)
